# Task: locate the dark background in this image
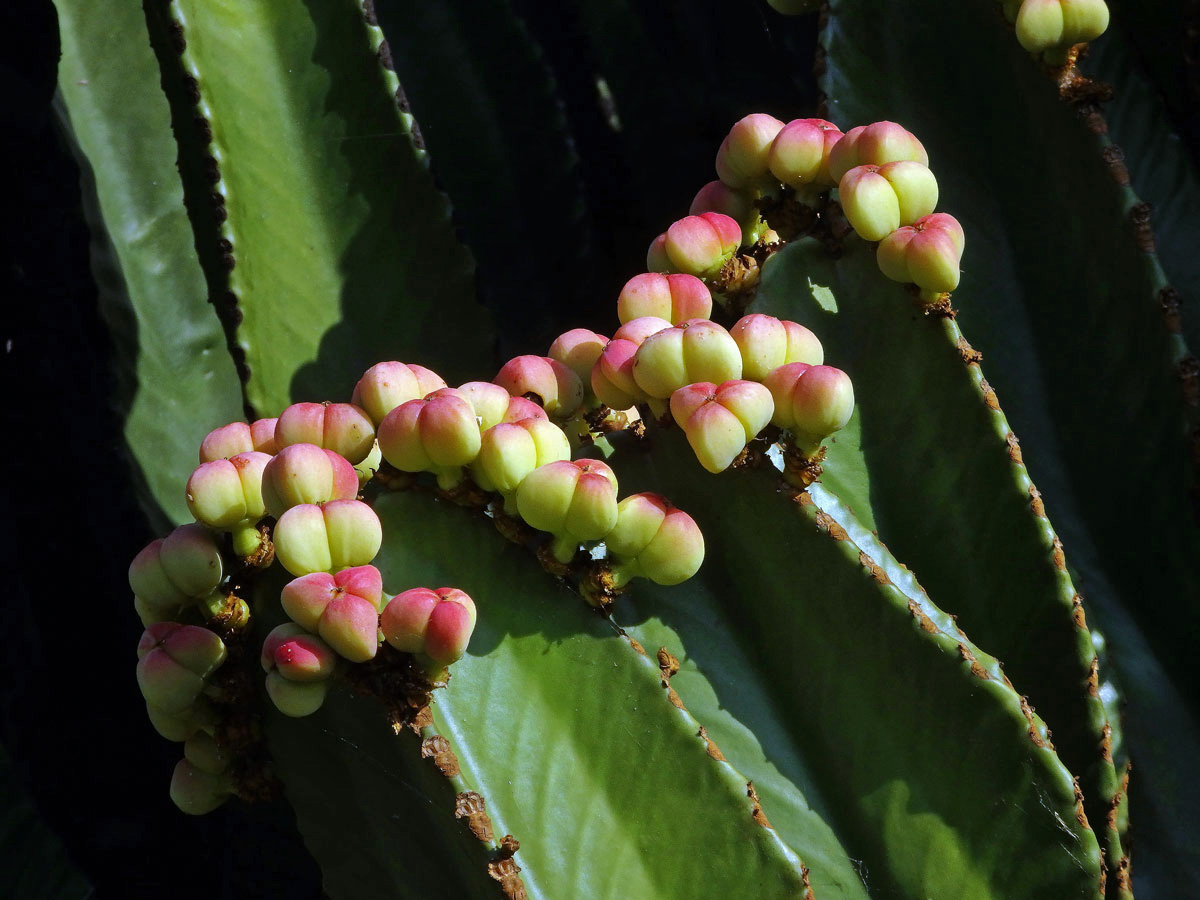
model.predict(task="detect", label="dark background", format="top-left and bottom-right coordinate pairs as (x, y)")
top-left (3, 0), bottom-right (1197, 897)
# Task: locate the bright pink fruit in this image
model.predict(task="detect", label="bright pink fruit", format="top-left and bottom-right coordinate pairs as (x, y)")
top-left (280, 566), bottom-right (383, 662)
top-left (261, 622), bottom-right (338, 681)
top-left (381, 587), bottom-right (478, 665)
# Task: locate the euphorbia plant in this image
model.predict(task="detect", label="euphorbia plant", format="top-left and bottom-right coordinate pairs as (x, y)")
top-left (25, 0), bottom-right (1200, 897)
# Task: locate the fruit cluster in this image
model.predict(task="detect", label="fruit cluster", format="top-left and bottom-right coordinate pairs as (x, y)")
top-left (691, 114), bottom-right (966, 303)
top-left (129, 108), bottom-right (965, 821)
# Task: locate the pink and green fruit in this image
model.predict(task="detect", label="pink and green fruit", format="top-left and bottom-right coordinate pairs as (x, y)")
top-left (377, 391), bottom-right (483, 488)
top-left (351, 361), bottom-right (448, 426)
top-left (381, 587), bottom-right (478, 666)
top-left (280, 566), bottom-right (384, 662)
top-left (839, 162), bottom-right (938, 241)
top-left (828, 120), bottom-right (929, 183)
top-left (275, 401), bottom-right (376, 465)
top-left (136, 623), bottom-right (227, 713)
top-left (670, 380), bottom-right (774, 473)
top-left (877, 212), bottom-right (965, 293)
top-left (616, 273), bottom-right (713, 326)
top-left (516, 459), bottom-right (620, 562)
top-left (632, 319), bottom-right (744, 400)
top-left (730, 314), bottom-right (824, 381)
top-left (184, 452), bottom-right (270, 529)
top-left (605, 493), bottom-right (705, 586)
top-left (767, 118), bottom-right (844, 188)
top-left (493, 355), bottom-right (584, 422)
top-left (272, 500), bottom-right (383, 576)
top-left (198, 417), bottom-right (278, 461)
top-left (261, 443), bottom-right (358, 518)
top-left (763, 363), bottom-right (856, 451)
top-left (128, 523), bottom-right (224, 624)
top-left (261, 623), bottom-right (340, 681)
top-left (715, 113), bottom-right (785, 188)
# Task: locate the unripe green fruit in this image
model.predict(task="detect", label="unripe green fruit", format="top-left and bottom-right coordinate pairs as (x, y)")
top-left (617, 273), bottom-right (713, 326)
top-left (146, 699), bottom-right (216, 742)
top-left (352, 361), bottom-right (448, 425)
top-left (828, 121), bottom-right (929, 184)
top-left (129, 524), bottom-right (224, 625)
top-left (458, 381), bottom-right (515, 431)
top-left (606, 493), bottom-right (705, 586)
top-left (273, 500), bottom-right (382, 576)
top-left (184, 732), bottom-right (229, 775)
top-left (632, 319), bottom-right (744, 400)
top-left (516, 459), bottom-right (619, 562)
top-left (136, 623), bottom-right (227, 713)
top-left (381, 587), bottom-right (478, 666)
top-left (838, 166), bottom-right (901, 242)
top-left (730, 314), bottom-right (824, 381)
top-left (493, 356), bottom-right (584, 421)
top-left (170, 759), bottom-right (233, 815)
top-left (767, 118), bottom-right (843, 188)
top-left (265, 671), bottom-right (329, 717)
top-left (715, 114), bottom-right (785, 188)
top-left (275, 401), bottom-right (376, 465)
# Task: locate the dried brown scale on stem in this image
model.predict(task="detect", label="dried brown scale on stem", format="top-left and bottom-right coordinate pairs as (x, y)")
top-left (858, 551), bottom-right (891, 586)
top-left (1006, 431), bottom-right (1024, 463)
top-left (1178, 356), bottom-right (1200, 407)
top-left (1160, 286), bottom-right (1184, 334)
top-left (1019, 695), bottom-right (1053, 750)
top-left (1129, 202), bottom-right (1156, 252)
top-left (916, 289), bottom-right (957, 319)
top-left (420, 734), bottom-right (461, 778)
top-left (1101, 145), bottom-right (1130, 185)
top-left (957, 644), bottom-right (991, 680)
top-left (978, 378), bottom-right (1000, 411)
top-left (956, 336), bottom-right (983, 365)
top-left (781, 443), bottom-right (826, 489)
top-left (1029, 485), bottom-right (1047, 518)
top-left (455, 791), bottom-right (495, 842)
top-left (713, 253), bottom-right (761, 314)
top-left (1073, 779), bottom-right (1092, 830)
top-left (746, 782), bottom-right (773, 829)
top-left (698, 725), bottom-right (726, 761)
